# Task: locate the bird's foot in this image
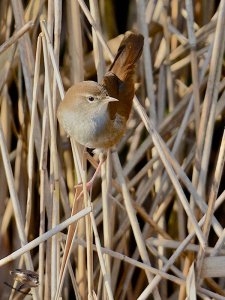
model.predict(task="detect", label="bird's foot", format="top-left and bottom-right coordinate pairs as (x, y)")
top-left (74, 152), bottom-right (107, 192)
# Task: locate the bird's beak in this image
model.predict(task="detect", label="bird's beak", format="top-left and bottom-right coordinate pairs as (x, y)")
top-left (103, 96), bottom-right (119, 103)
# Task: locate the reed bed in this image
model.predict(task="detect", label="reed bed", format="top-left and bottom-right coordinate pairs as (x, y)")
top-left (0, 0), bottom-right (225, 299)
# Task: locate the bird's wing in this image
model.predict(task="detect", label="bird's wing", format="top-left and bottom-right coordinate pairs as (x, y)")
top-left (101, 32), bottom-right (144, 121)
top-left (101, 71), bottom-right (132, 121)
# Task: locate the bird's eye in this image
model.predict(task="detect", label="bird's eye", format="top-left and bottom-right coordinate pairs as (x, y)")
top-left (88, 96), bottom-right (95, 102)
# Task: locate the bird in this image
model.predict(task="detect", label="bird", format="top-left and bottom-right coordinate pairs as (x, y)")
top-left (9, 268), bottom-right (39, 289)
top-left (57, 31), bottom-right (144, 185)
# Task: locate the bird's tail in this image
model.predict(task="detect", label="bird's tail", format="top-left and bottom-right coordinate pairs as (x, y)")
top-left (109, 31), bottom-right (144, 82)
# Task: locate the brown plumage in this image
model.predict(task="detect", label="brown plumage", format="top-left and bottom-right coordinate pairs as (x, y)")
top-left (102, 31), bottom-right (144, 121)
top-left (10, 269), bottom-right (39, 288)
top-left (57, 31), bottom-right (144, 149)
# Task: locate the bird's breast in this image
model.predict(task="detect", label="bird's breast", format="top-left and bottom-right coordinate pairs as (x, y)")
top-left (58, 107), bottom-right (126, 149)
top-left (84, 112), bottom-right (126, 148)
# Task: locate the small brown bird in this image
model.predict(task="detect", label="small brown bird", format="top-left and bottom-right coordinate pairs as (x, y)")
top-left (57, 31), bottom-right (143, 147)
top-left (57, 31), bottom-right (144, 183)
top-left (9, 268), bottom-right (39, 289)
